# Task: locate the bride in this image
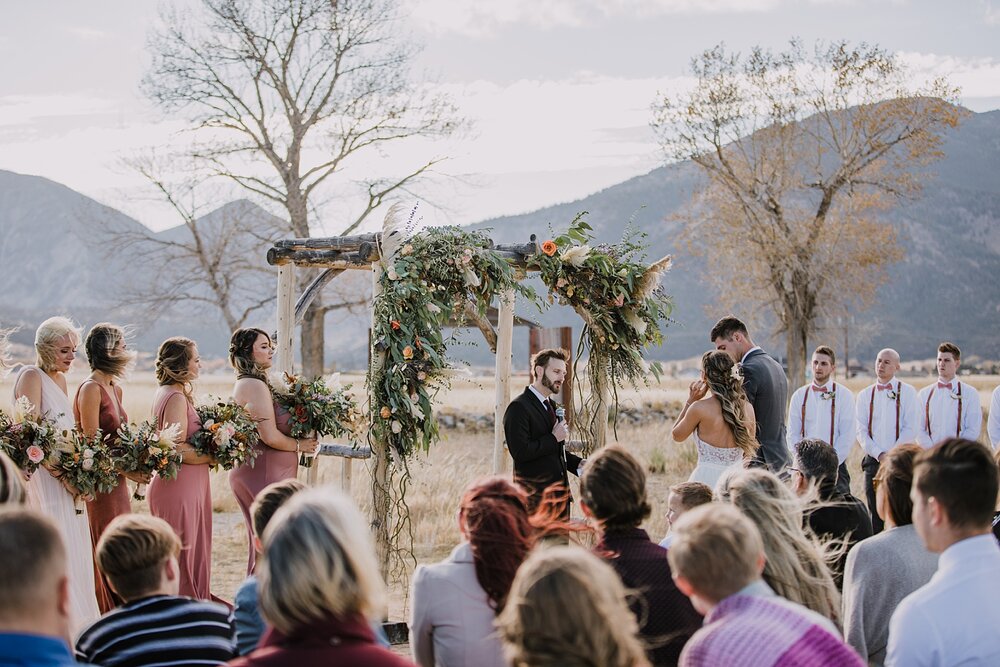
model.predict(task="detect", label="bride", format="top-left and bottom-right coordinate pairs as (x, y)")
top-left (671, 350), bottom-right (758, 490)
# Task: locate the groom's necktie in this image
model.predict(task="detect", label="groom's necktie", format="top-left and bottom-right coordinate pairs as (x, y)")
top-left (546, 399), bottom-right (557, 426)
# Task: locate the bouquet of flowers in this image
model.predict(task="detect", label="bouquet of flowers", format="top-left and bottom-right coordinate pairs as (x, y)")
top-left (0, 397), bottom-right (62, 478)
top-left (275, 373), bottom-right (361, 467)
top-left (115, 421), bottom-right (184, 500)
top-left (53, 429), bottom-right (120, 514)
top-left (191, 399), bottom-right (261, 471)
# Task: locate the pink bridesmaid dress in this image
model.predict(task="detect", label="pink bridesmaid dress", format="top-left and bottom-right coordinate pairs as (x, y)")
top-left (74, 379), bottom-right (131, 614)
top-left (228, 398), bottom-right (297, 574)
top-left (148, 388), bottom-right (212, 600)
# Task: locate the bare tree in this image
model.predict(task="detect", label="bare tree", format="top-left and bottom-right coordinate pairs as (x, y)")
top-left (652, 40), bottom-right (964, 386)
top-left (143, 0), bottom-right (462, 376)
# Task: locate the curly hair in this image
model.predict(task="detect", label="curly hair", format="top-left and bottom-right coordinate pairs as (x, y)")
top-left (701, 350), bottom-right (758, 458)
top-left (155, 337), bottom-right (197, 404)
top-left (228, 327), bottom-right (271, 382)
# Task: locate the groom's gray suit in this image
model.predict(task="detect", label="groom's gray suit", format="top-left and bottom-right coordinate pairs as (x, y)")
top-left (741, 348), bottom-right (790, 471)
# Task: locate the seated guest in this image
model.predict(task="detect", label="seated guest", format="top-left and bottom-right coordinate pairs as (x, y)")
top-left (668, 504), bottom-right (863, 667)
top-left (660, 481), bottom-right (713, 548)
top-left (790, 438), bottom-right (873, 586)
top-left (581, 446), bottom-right (703, 664)
top-left (230, 488), bottom-right (415, 667)
top-left (233, 478), bottom-right (306, 655)
top-left (722, 469), bottom-right (841, 624)
top-left (411, 477), bottom-right (568, 667)
top-left (994, 448), bottom-right (1000, 541)
top-left (0, 451), bottom-right (26, 506)
top-left (0, 510), bottom-right (77, 666)
top-left (496, 545), bottom-right (651, 667)
top-left (842, 444), bottom-right (938, 666)
top-left (886, 438), bottom-right (1000, 666)
top-left (75, 515), bottom-right (236, 666)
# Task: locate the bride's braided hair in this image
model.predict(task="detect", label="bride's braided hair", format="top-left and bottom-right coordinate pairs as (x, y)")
top-left (702, 350), bottom-right (758, 459)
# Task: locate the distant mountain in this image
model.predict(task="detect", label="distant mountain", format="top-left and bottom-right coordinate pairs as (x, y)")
top-left (1, 107), bottom-right (999, 370)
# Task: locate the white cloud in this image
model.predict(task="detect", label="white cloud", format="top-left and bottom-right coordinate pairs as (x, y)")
top-left (897, 51), bottom-right (1000, 101)
top-left (63, 26), bottom-right (109, 41)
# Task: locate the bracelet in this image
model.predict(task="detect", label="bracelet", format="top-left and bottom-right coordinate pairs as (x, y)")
top-left (295, 438), bottom-right (300, 452)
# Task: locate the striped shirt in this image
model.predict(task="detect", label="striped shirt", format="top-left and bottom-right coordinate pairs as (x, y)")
top-left (75, 595), bottom-right (236, 667)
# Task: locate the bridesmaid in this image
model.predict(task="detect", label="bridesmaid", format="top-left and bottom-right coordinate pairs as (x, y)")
top-left (148, 337), bottom-right (215, 600)
top-left (13, 317), bottom-right (100, 629)
top-left (74, 322), bottom-right (142, 613)
top-left (228, 327), bottom-right (317, 574)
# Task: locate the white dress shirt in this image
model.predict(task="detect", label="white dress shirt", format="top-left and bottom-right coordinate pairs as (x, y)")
top-left (988, 386), bottom-right (1000, 450)
top-left (787, 381), bottom-right (857, 463)
top-left (886, 534), bottom-right (1000, 666)
top-left (916, 379), bottom-right (982, 447)
top-left (855, 378), bottom-right (920, 460)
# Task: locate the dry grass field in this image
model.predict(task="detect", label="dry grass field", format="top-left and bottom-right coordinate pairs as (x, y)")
top-left (2, 369), bottom-right (997, 632)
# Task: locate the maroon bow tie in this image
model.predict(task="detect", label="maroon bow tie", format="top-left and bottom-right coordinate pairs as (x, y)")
top-left (937, 381), bottom-right (953, 390)
top-left (876, 383), bottom-right (891, 391)
top-left (811, 385), bottom-right (827, 392)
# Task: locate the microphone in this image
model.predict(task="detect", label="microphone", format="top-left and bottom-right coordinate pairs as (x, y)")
top-left (555, 407), bottom-right (565, 422)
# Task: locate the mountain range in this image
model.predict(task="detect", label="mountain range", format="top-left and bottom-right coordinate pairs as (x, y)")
top-left (1, 107), bottom-right (998, 370)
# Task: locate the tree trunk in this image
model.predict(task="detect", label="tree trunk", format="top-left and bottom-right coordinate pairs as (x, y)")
top-left (300, 294), bottom-right (325, 378)
top-left (785, 317), bottom-right (808, 389)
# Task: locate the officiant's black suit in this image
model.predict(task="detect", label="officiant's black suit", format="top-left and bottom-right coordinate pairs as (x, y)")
top-left (503, 387), bottom-right (582, 507)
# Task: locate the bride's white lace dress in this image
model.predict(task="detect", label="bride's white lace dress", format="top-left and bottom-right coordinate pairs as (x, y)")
top-left (688, 430), bottom-right (743, 491)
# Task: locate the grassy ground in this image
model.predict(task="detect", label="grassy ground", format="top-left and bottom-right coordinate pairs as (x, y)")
top-left (2, 369), bottom-right (997, 648)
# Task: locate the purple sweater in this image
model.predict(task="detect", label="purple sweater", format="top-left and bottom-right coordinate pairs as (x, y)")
top-left (681, 583), bottom-right (863, 667)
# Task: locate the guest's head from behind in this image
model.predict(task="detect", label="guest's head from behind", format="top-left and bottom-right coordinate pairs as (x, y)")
top-left (580, 445), bottom-right (651, 533)
top-left (709, 315), bottom-right (753, 362)
top-left (496, 545), bottom-right (651, 667)
top-left (459, 477), bottom-right (538, 612)
top-left (668, 503), bottom-right (764, 615)
top-left (935, 342), bottom-right (961, 382)
top-left (701, 349), bottom-right (757, 457)
top-left (0, 452), bottom-right (26, 506)
top-left (530, 347), bottom-right (568, 397)
top-left (84, 322), bottom-right (135, 378)
top-left (911, 437), bottom-right (998, 553)
top-left (229, 327), bottom-right (274, 381)
top-left (250, 478), bottom-right (306, 554)
top-left (259, 488), bottom-right (385, 634)
top-left (34, 316), bottom-right (81, 374)
top-left (811, 345), bottom-right (836, 386)
top-left (874, 444), bottom-right (923, 527)
top-left (667, 481), bottom-right (713, 531)
top-left (0, 510), bottom-right (71, 641)
top-left (875, 348), bottom-right (901, 384)
top-left (790, 438), bottom-right (838, 498)
top-left (96, 514), bottom-right (182, 602)
top-left (155, 337), bottom-right (201, 396)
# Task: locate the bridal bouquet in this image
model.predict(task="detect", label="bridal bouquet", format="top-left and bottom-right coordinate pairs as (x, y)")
top-left (54, 429), bottom-right (120, 514)
top-left (191, 399), bottom-right (261, 471)
top-left (0, 397), bottom-right (62, 478)
top-left (275, 373), bottom-right (361, 467)
top-left (115, 421), bottom-right (184, 500)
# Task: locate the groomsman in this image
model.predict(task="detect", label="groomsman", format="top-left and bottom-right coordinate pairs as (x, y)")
top-left (916, 342), bottom-right (981, 447)
top-left (988, 385), bottom-right (1000, 450)
top-left (787, 346), bottom-right (856, 493)
top-left (855, 349), bottom-right (920, 533)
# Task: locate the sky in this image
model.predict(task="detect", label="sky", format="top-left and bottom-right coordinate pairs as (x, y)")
top-left (1, 0), bottom-right (999, 234)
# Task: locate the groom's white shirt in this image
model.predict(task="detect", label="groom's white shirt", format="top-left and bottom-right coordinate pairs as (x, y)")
top-left (787, 381), bottom-right (857, 463)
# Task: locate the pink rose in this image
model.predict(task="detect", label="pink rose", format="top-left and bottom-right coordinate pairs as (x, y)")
top-left (26, 445), bottom-right (45, 464)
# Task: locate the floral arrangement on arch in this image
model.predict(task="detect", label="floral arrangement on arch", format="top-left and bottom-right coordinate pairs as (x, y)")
top-left (533, 213), bottom-right (674, 391)
top-left (370, 223), bottom-right (536, 458)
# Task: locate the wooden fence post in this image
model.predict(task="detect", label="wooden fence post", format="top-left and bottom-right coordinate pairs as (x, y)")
top-left (275, 265), bottom-right (296, 376)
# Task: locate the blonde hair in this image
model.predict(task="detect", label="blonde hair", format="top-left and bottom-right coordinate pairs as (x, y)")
top-left (84, 323), bottom-right (135, 378)
top-left (0, 452), bottom-right (27, 506)
top-left (96, 514), bottom-right (181, 601)
top-left (702, 350), bottom-right (758, 458)
top-left (34, 316), bottom-right (82, 373)
top-left (724, 469), bottom-right (841, 624)
top-left (496, 545), bottom-right (651, 667)
top-left (667, 503), bottom-right (763, 603)
top-left (259, 488), bottom-right (385, 634)
top-left (155, 337), bottom-right (197, 403)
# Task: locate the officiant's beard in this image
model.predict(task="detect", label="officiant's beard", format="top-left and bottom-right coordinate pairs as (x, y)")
top-left (541, 374), bottom-right (563, 395)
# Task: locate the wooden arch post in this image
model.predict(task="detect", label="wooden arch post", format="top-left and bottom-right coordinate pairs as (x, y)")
top-left (492, 288), bottom-right (515, 474)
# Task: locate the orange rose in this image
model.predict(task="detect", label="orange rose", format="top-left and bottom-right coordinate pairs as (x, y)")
top-left (391, 320), bottom-right (401, 330)
top-left (402, 345), bottom-right (414, 360)
top-left (380, 406), bottom-right (392, 419)
top-left (209, 423), bottom-right (221, 432)
top-left (541, 240), bottom-right (558, 256)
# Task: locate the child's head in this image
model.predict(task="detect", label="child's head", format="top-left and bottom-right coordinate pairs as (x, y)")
top-left (667, 481), bottom-right (713, 529)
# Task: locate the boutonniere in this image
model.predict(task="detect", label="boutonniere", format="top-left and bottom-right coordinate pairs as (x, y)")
top-left (886, 389), bottom-right (898, 400)
top-left (820, 390), bottom-right (835, 401)
top-left (950, 390), bottom-right (961, 400)
top-left (731, 363), bottom-right (743, 381)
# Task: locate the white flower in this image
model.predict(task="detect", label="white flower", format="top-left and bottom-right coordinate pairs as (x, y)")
top-left (13, 396), bottom-right (34, 422)
top-left (624, 311), bottom-right (647, 337)
top-left (561, 244), bottom-right (591, 268)
top-left (409, 401), bottom-right (424, 421)
top-left (83, 448), bottom-right (95, 460)
top-left (82, 458), bottom-right (94, 471)
top-left (390, 420), bottom-right (402, 434)
top-left (463, 267), bottom-right (481, 287)
top-left (158, 423), bottom-right (182, 447)
top-left (426, 303), bottom-right (441, 314)
top-left (387, 266), bottom-right (400, 281)
top-left (731, 363), bottom-right (744, 381)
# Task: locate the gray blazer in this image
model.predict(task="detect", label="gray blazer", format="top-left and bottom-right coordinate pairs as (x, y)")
top-left (741, 348), bottom-right (790, 471)
top-left (409, 543), bottom-right (506, 667)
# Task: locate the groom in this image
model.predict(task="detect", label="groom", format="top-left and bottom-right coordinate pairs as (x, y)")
top-left (711, 316), bottom-right (790, 472)
top-left (503, 348), bottom-right (583, 513)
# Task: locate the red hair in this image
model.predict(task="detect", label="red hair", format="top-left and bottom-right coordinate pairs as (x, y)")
top-left (460, 478), bottom-right (583, 612)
